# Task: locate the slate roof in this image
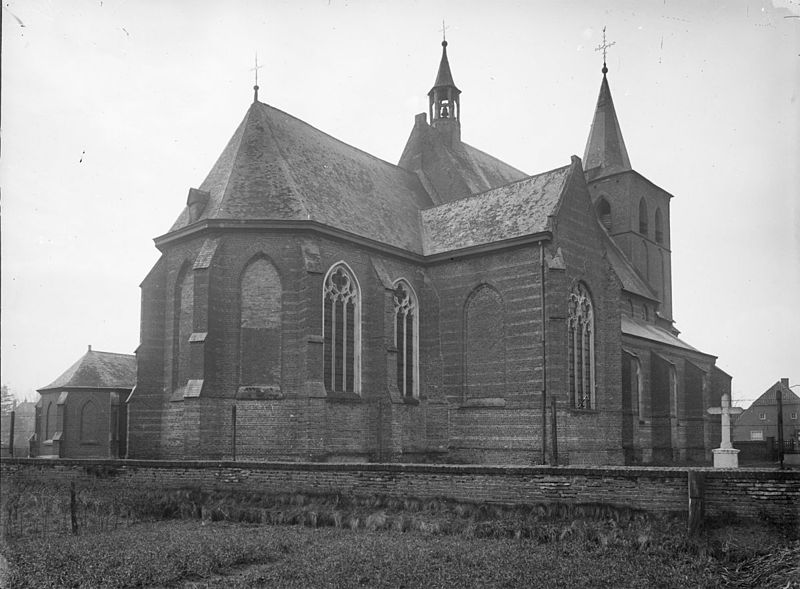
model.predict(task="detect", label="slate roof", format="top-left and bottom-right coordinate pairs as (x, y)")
top-left (421, 163), bottom-right (572, 255)
top-left (748, 382), bottom-right (800, 407)
top-left (583, 73), bottom-right (632, 181)
top-left (621, 316), bottom-right (701, 353)
top-left (170, 101), bottom-right (434, 253)
top-left (39, 349), bottom-right (136, 392)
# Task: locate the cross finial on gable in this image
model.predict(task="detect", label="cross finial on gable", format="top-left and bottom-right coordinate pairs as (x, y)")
top-left (595, 26), bottom-right (615, 75)
top-left (440, 19), bottom-right (449, 45)
top-left (250, 53), bottom-right (264, 102)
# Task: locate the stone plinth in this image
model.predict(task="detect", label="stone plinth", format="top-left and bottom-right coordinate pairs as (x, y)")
top-left (712, 447), bottom-right (740, 468)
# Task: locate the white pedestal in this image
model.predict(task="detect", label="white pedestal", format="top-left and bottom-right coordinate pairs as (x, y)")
top-left (712, 447), bottom-right (740, 468)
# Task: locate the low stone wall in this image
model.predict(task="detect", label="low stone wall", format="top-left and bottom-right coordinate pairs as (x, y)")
top-left (1, 459), bottom-right (797, 526)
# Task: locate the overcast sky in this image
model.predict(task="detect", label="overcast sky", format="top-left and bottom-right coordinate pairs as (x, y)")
top-left (2, 0), bottom-right (798, 407)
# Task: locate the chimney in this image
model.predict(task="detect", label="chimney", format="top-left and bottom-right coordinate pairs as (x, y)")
top-left (88, 344), bottom-right (92, 352)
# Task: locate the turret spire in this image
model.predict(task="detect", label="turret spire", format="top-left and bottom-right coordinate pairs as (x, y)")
top-left (428, 31), bottom-right (461, 128)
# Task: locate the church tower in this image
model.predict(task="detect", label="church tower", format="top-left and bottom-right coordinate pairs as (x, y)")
top-left (428, 39), bottom-right (461, 134)
top-left (583, 61), bottom-right (674, 323)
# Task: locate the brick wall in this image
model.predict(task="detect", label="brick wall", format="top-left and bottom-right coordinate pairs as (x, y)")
top-left (2, 459), bottom-right (797, 526)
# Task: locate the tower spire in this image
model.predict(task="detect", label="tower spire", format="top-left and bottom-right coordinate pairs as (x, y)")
top-left (583, 29), bottom-right (630, 179)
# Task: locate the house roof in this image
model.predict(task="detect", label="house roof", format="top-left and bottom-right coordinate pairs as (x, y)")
top-left (169, 101), bottom-right (435, 253)
top-left (621, 316), bottom-right (702, 354)
top-left (38, 348), bottom-right (136, 392)
top-left (583, 71), bottom-right (632, 181)
top-left (749, 382), bottom-right (800, 407)
top-left (421, 162), bottom-right (572, 255)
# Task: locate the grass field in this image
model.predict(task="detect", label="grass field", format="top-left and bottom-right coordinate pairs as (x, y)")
top-left (3, 516), bottom-right (798, 588)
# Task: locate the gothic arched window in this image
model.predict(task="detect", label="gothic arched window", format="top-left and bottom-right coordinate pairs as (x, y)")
top-left (393, 279), bottom-right (419, 398)
top-left (596, 197), bottom-right (612, 232)
top-left (654, 207), bottom-right (664, 244)
top-left (323, 263), bottom-right (361, 394)
top-left (80, 400), bottom-right (98, 442)
top-left (240, 257), bottom-right (282, 387)
top-left (638, 198), bottom-right (649, 236)
top-left (567, 282), bottom-right (596, 409)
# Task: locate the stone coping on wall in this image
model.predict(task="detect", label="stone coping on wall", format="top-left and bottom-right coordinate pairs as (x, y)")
top-left (2, 457), bottom-right (796, 481)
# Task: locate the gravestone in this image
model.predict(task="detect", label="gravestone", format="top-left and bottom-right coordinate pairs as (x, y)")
top-left (707, 392), bottom-right (743, 468)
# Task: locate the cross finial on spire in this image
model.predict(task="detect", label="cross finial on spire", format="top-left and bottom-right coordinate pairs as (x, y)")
top-left (440, 19), bottom-right (449, 46)
top-left (595, 26), bottom-right (615, 75)
top-left (250, 52), bottom-right (264, 102)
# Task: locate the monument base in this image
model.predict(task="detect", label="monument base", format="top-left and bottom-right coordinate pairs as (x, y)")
top-left (712, 447), bottom-right (740, 468)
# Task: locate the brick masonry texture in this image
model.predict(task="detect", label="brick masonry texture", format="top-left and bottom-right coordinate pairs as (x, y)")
top-left (2, 459), bottom-right (798, 527)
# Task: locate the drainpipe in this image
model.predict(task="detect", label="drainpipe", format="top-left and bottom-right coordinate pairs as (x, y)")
top-left (540, 243), bottom-right (548, 464)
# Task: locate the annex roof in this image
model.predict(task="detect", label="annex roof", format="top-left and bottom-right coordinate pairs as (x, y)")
top-left (621, 316), bottom-right (702, 354)
top-left (421, 162), bottom-right (572, 255)
top-left (169, 101), bottom-right (435, 253)
top-left (39, 348), bottom-right (136, 392)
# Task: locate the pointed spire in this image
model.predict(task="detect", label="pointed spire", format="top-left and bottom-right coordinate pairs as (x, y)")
top-left (428, 30), bottom-right (461, 129)
top-left (583, 67), bottom-right (631, 177)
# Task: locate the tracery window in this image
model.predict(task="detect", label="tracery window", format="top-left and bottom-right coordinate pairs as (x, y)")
top-left (323, 263), bottom-right (361, 394)
top-left (567, 282), bottom-right (596, 409)
top-left (393, 279), bottom-right (419, 398)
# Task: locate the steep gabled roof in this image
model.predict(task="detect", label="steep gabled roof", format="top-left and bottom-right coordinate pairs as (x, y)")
top-left (583, 72), bottom-right (632, 181)
top-left (39, 349), bottom-right (136, 392)
top-left (169, 101), bottom-right (434, 253)
top-left (398, 116), bottom-right (528, 204)
top-left (749, 382), bottom-right (800, 407)
top-left (421, 162), bottom-right (572, 255)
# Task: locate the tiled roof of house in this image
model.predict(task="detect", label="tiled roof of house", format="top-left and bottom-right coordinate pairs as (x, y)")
top-left (421, 162), bottom-right (572, 255)
top-left (38, 348), bottom-right (136, 392)
top-left (170, 101), bottom-right (435, 253)
top-left (749, 382), bottom-right (800, 406)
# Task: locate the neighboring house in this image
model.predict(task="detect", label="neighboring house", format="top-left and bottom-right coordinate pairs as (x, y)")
top-left (127, 40), bottom-right (729, 465)
top-left (33, 346), bottom-right (136, 458)
top-left (733, 378), bottom-right (800, 445)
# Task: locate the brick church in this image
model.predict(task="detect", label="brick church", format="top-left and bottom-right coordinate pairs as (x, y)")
top-left (127, 39), bottom-right (729, 465)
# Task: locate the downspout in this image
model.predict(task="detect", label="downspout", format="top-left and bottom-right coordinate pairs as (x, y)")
top-left (540, 242), bottom-right (548, 464)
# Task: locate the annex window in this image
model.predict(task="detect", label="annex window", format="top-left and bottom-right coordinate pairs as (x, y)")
top-left (750, 430), bottom-right (764, 441)
top-left (791, 412), bottom-right (798, 420)
top-left (759, 412), bottom-right (767, 420)
top-left (568, 282), bottom-right (596, 409)
top-left (638, 198), bottom-right (649, 236)
top-left (654, 207), bottom-right (664, 244)
top-left (393, 280), bottom-right (419, 398)
top-left (80, 400), bottom-right (98, 443)
top-left (323, 263), bottom-right (361, 394)
top-left (596, 197), bottom-right (612, 232)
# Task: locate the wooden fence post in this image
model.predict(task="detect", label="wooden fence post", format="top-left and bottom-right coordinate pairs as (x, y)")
top-left (687, 470), bottom-right (705, 536)
top-left (70, 482), bottom-right (78, 535)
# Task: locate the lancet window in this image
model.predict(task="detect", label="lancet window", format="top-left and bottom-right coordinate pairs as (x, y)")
top-left (393, 280), bottom-right (418, 398)
top-left (80, 400), bottom-right (97, 442)
top-left (323, 264), bottom-right (361, 394)
top-left (567, 282), bottom-right (596, 409)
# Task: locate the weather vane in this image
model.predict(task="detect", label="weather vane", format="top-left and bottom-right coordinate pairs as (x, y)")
top-left (250, 53), bottom-right (264, 101)
top-left (595, 26), bottom-right (615, 74)
top-left (440, 19), bottom-right (449, 44)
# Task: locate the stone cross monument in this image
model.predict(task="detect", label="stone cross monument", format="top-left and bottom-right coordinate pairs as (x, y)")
top-left (708, 392), bottom-right (744, 468)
